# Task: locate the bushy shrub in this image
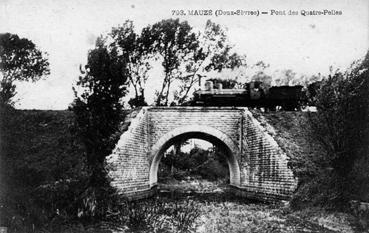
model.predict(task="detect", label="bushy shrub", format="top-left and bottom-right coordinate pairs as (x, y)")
top-left (106, 197), bottom-right (200, 233)
top-left (291, 53), bottom-right (369, 209)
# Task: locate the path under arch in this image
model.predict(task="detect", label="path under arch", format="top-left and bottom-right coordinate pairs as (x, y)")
top-left (149, 127), bottom-right (241, 188)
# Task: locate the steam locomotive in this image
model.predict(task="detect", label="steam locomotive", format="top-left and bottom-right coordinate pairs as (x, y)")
top-left (184, 80), bottom-right (308, 111)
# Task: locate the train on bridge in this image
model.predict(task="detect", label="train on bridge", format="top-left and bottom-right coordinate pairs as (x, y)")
top-left (184, 80), bottom-right (318, 111)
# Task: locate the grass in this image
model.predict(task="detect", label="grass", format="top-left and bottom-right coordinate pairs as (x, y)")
top-left (88, 191), bottom-right (346, 233)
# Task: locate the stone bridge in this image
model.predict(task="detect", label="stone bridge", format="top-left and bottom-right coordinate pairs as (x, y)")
top-left (105, 107), bottom-right (297, 201)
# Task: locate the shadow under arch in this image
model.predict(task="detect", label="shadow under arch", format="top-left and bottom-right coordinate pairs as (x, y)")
top-left (149, 125), bottom-right (241, 188)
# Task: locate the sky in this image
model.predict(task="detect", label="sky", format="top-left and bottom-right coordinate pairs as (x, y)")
top-left (0, 0), bottom-right (368, 110)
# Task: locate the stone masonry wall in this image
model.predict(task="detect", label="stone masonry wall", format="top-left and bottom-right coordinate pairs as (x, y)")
top-left (239, 109), bottom-right (298, 200)
top-left (147, 107), bottom-right (243, 162)
top-left (105, 107), bottom-right (298, 201)
top-left (106, 107), bottom-right (151, 198)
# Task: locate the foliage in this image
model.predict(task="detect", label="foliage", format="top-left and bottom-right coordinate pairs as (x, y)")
top-left (69, 37), bottom-right (129, 217)
top-left (127, 94), bottom-right (147, 108)
top-left (305, 80), bottom-right (322, 105)
top-left (291, 52), bottom-right (369, 209)
top-left (0, 107), bottom-right (88, 232)
top-left (109, 20), bottom-right (151, 108)
top-left (160, 146), bottom-right (229, 181)
top-left (113, 194), bottom-right (355, 233)
top-left (77, 19), bottom-right (247, 108)
top-left (141, 19), bottom-right (200, 106)
top-left (139, 19), bottom-right (246, 106)
top-left (71, 37), bottom-right (128, 181)
top-left (0, 35), bottom-right (129, 232)
top-left (0, 33), bottom-right (49, 105)
top-left (107, 197), bottom-right (200, 233)
top-left (194, 198), bottom-right (339, 233)
top-left (174, 20), bottom-right (246, 104)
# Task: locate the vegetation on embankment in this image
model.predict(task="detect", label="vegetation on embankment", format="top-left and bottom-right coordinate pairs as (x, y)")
top-left (0, 106), bottom-right (88, 232)
top-left (252, 108), bottom-right (369, 205)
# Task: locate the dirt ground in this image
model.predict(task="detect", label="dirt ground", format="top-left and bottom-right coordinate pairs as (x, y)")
top-left (154, 179), bottom-right (357, 233)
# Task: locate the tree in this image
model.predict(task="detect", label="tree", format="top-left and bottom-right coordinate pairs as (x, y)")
top-left (113, 19), bottom-right (246, 106)
top-left (70, 37), bottom-right (129, 187)
top-left (70, 37), bottom-right (129, 217)
top-left (109, 21), bottom-right (151, 108)
top-left (141, 19), bottom-right (246, 106)
top-left (0, 33), bottom-right (49, 105)
top-left (174, 20), bottom-right (246, 104)
top-left (141, 19), bottom-right (200, 106)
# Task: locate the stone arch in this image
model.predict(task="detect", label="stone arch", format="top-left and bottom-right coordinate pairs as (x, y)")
top-left (149, 125), bottom-right (241, 187)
